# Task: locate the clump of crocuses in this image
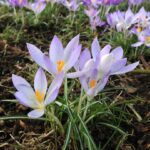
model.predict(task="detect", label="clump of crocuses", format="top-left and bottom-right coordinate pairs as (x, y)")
top-left (12, 35), bottom-right (139, 118)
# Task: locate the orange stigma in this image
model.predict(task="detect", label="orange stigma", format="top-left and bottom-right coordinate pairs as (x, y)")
top-left (137, 26), bottom-right (142, 33)
top-left (57, 61), bottom-right (64, 73)
top-left (19, 0), bottom-right (23, 4)
top-left (90, 80), bottom-right (96, 89)
top-left (146, 36), bottom-right (150, 42)
top-left (35, 90), bottom-right (44, 103)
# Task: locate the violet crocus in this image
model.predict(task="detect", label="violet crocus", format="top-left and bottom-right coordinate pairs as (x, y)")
top-left (132, 28), bottom-right (150, 47)
top-left (128, 0), bottom-right (144, 6)
top-left (72, 38), bottom-right (139, 97)
top-left (27, 0), bottom-right (46, 15)
top-left (82, 0), bottom-right (101, 8)
top-left (71, 46), bottom-right (108, 97)
top-left (107, 8), bottom-right (134, 32)
top-left (100, 0), bottom-right (123, 5)
top-left (84, 7), bottom-right (105, 29)
top-left (62, 0), bottom-right (80, 11)
top-left (12, 68), bottom-right (63, 118)
top-left (9, 0), bottom-right (27, 8)
top-left (132, 7), bottom-right (150, 30)
top-left (27, 35), bottom-right (83, 78)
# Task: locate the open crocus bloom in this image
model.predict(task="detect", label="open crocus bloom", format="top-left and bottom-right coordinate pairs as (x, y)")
top-left (107, 8), bottom-right (135, 32)
top-left (27, 35), bottom-right (82, 78)
top-left (76, 38), bottom-right (139, 97)
top-left (12, 68), bottom-right (63, 118)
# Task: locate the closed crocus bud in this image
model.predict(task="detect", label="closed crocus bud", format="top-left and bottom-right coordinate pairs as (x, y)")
top-left (9, 0), bottom-right (27, 8)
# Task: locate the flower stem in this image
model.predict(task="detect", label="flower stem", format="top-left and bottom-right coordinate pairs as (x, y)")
top-left (64, 78), bottom-right (84, 150)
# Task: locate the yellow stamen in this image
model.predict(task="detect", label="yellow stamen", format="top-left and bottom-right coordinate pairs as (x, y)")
top-left (35, 90), bottom-right (44, 103)
top-left (137, 26), bottom-right (142, 33)
top-left (57, 61), bottom-right (64, 73)
top-left (90, 79), bottom-right (96, 89)
top-left (146, 36), bottom-right (150, 42)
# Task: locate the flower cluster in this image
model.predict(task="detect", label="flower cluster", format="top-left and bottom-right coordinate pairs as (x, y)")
top-left (12, 35), bottom-right (139, 118)
top-left (107, 7), bottom-right (150, 47)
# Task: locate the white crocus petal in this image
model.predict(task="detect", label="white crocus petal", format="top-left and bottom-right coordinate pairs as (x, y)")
top-left (34, 68), bottom-right (47, 95)
top-left (98, 54), bottom-right (114, 76)
top-left (131, 42), bottom-right (143, 47)
top-left (66, 59), bottom-right (95, 78)
top-left (28, 109), bottom-right (44, 118)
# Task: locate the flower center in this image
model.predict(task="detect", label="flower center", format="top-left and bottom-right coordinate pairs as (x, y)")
top-left (35, 90), bottom-right (44, 103)
top-left (146, 36), bottom-right (150, 42)
top-left (137, 26), bottom-right (142, 33)
top-left (57, 61), bottom-right (64, 73)
top-left (90, 79), bottom-right (96, 89)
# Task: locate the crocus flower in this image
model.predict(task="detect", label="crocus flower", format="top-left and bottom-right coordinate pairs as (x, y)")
top-left (84, 7), bottom-right (105, 29)
top-left (12, 68), bottom-right (63, 118)
top-left (27, 0), bottom-right (46, 15)
top-left (9, 0), bottom-right (27, 8)
top-left (69, 46), bottom-right (108, 97)
top-left (62, 0), bottom-right (80, 11)
top-left (74, 38), bottom-right (139, 97)
top-left (100, 0), bottom-right (123, 5)
top-left (27, 35), bottom-right (83, 78)
top-left (132, 28), bottom-right (150, 47)
top-left (107, 8), bottom-right (134, 32)
top-left (82, 0), bottom-right (101, 8)
top-left (128, 0), bottom-right (144, 6)
top-left (132, 7), bottom-right (150, 30)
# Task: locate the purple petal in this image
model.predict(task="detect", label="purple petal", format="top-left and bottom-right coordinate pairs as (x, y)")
top-left (15, 91), bottom-right (37, 108)
top-left (47, 72), bottom-right (64, 95)
top-left (66, 59), bottom-right (95, 78)
top-left (64, 35), bottom-right (79, 62)
top-left (79, 48), bottom-right (91, 70)
top-left (112, 61), bottom-right (139, 75)
top-left (27, 43), bottom-right (47, 71)
top-left (91, 37), bottom-right (101, 60)
top-left (131, 42), bottom-right (143, 47)
top-left (97, 76), bottom-right (109, 92)
top-left (12, 74), bottom-right (31, 90)
top-left (111, 47), bottom-right (123, 60)
top-left (45, 88), bottom-right (59, 106)
top-left (34, 68), bottom-right (47, 95)
top-left (43, 55), bottom-right (57, 76)
top-left (100, 45), bottom-right (111, 56)
top-left (110, 58), bottom-right (127, 73)
top-left (64, 44), bottom-right (82, 71)
top-left (28, 109), bottom-right (44, 118)
top-left (49, 35), bottom-right (64, 64)
top-left (80, 76), bottom-right (88, 92)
